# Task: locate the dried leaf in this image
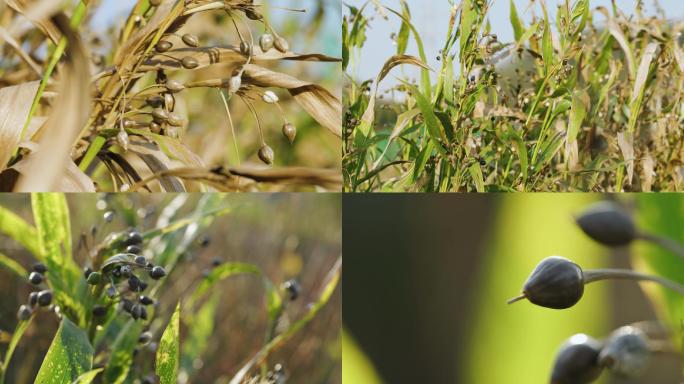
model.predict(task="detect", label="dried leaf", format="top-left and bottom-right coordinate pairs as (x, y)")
top-left (0, 80), bottom-right (38, 171)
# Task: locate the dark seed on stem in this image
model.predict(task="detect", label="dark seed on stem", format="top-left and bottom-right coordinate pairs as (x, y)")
top-left (29, 292), bottom-right (38, 307)
top-left (122, 299), bottom-right (133, 313)
top-left (155, 40), bottom-right (173, 53)
top-left (17, 305), bottom-right (32, 321)
top-left (575, 201), bottom-right (636, 246)
top-left (37, 290), bottom-right (52, 307)
top-left (29, 271), bottom-right (43, 285)
top-left (139, 296), bottom-right (154, 305)
top-left (149, 266), bottom-right (166, 280)
top-left (134, 255), bottom-right (147, 265)
top-left (128, 275), bottom-right (141, 291)
top-left (551, 334), bottom-right (603, 384)
top-left (181, 34), bottom-right (199, 47)
top-left (92, 305), bottom-right (107, 317)
top-left (84, 266), bottom-right (93, 279)
top-left (139, 331), bottom-right (153, 344)
top-left (120, 265), bottom-right (132, 278)
top-left (32, 262), bottom-right (47, 274)
top-left (283, 279), bottom-right (301, 301)
top-left (127, 245), bottom-right (142, 255)
top-left (124, 230), bottom-right (143, 247)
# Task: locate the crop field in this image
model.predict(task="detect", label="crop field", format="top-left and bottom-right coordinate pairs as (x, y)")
top-left (343, 0), bottom-right (684, 192)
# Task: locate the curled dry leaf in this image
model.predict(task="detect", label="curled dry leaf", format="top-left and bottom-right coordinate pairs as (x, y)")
top-left (0, 80), bottom-right (39, 172)
top-left (15, 14), bottom-right (91, 191)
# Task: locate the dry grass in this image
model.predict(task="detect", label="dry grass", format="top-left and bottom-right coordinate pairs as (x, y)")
top-left (0, 0), bottom-right (341, 192)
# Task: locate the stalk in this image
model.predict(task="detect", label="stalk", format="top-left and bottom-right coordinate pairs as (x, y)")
top-left (583, 268), bottom-right (684, 296)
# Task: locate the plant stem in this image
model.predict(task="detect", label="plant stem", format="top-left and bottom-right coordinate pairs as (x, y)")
top-left (583, 268), bottom-right (684, 296)
top-left (637, 232), bottom-right (684, 261)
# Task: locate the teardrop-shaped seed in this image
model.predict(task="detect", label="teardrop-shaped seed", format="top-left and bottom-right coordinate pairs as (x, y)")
top-left (155, 40), bottom-right (172, 53)
top-left (258, 144), bottom-right (274, 165)
top-left (228, 75), bottom-right (242, 93)
top-left (282, 122), bottom-right (296, 144)
top-left (164, 93), bottom-right (175, 111)
top-left (181, 33), bottom-right (199, 47)
top-left (259, 34), bottom-right (274, 52)
top-left (152, 108), bottom-right (169, 122)
top-left (165, 80), bottom-right (184, 93)
top-left (117, 130), bottom-right (129, 151)
top-left (245, 9), bottom-right (262, 20)
top-left (167, 113), bottom-right (183, 127)
top-left (181, 56), bottom-right (199, 69)
top-left (146, 95), bottom-right (164, 108)
top-left (240, 41), bottom-right (252, 56)
top-left (262, 90), bottom-right (278, 103)
top-left (274, 36), bottom-right (289, 53)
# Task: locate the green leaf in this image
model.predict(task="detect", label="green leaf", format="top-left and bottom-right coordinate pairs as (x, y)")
top-left (1, 316), bottom-right (33, 381)
top-left (0, 252), bottom-right (27, 278)
top-left (72, 368), bottom-right (103, 384)
top-left (567, 89), bottom-right (588, 146)
top-left (34, 318), bottom-right (93, 384)
top-left (468, 163), bottom-right (485, 192)
top-left (396, 0), bottom-right (410, 55)
top-left (191, 262), bottom-right (261, 301)
top-left (103, 320), bottom-right (143, 384)
top-left (342, 16), bottom-right (349, 70)
top-left (156, 302), bottom-right (180, 384)
top-left (541, 7), bottom-right (553, 74)
top-left (0, 205), bottom-right (40, 257)
top-left (407, 84), bottom-right (447, 156)
top-left (509, 0), bottom-right (523, 42)
top-left (459, 0), bottom-right (476, 59)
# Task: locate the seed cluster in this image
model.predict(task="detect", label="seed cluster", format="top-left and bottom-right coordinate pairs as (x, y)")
top-left (16, 262), bottom-right (53, 321)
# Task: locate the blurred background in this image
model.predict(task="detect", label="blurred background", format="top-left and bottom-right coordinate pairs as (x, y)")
top-left (343, 194), bottom-right (684, 383)
top-left (90, 0), bottom-right (342, 171)
top-left (0, 193), bottom-right (341, 383)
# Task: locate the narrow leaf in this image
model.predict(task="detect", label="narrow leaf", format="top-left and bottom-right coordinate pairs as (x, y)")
top-left (156, 302), bottom-right (180, 384)
top-left (34, 318), bottom-right (93, 384)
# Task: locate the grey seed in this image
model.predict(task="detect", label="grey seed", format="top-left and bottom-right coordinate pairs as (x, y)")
top-left (240, 41), bottom-right (252, 56)
top-left (165, 80), bottom-right (185, 93)
top-left (127, 245), bottom-right (142, 255)
top-left (181, 33), bottom-right (199, 47)
top-left (146, 96), bottom-right (164, 108)
top-left (258, 144), bottom-right (275, 165)
top-left (164, 93), bottom-right (175, 111)
top-left (134, 255), bottom-right (147, 265)
top-left (149, 266), bottom-right (166, 280)
top-left (17, 305), bottom-right (32, 321)
top-left (139, 331), bottom-right (153, 344)
top-left (551, 334), bottom-right (603, 384)
top-left (103, 211), bottom-right (115, 223)
top-left (152, 108), bottom-right (169, 122)
top-left (167, 112), bottom-right (183, 127)
top-left (259, 34), bottom-right (274, 51)
top-left (282, 122), bottom-right (296, 144)
top-left (120, 265), bottom-right (132, 278)
top-left (181, 56), bottom-right (199, 69)
top-left (28, 292), bottom-right (38, 307)
top-left (155, 40), bottom-right (173, 53)
top-left (274, 36), bottom-right (289, 53)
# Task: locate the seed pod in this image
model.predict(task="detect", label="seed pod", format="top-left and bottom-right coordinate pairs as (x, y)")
top-left (211, 257), bottom-right (222, 267)
top-left (164, 93), bottom-right (175, 111)
top-left (262, 90), bottom-right (279, 103)
top-left (165, 80), bottom-right (185, 93)
top-left (240, 41), bottom-right (252, 56)
top-left (259, 33), bottom-right (274, 51)
top-left (551, 334), bottom-right (604, 384)
top-left (181, 33), bottom-right (199, 47)
top-left (29, 271), bottom-right (44, 285)
top-left (124, 230), bottom-right (144, 247)
top-left (245, 9), bottom-right (263, 20)
top-left (167, 113), bottom-right (183, 127)
top-left (120, 265), bottom-right (132, 278)
top-left (32, 262), bottom-right (47, 274)
top-left (598, 326), bottom-right (650, 378)
top-left (139, 331), bottom-right (153, 344)
top-left (149, 266), bottom-right (166, 280)
top-left (181, 56), bottom-right (199, 69)
top-left (122, 299), bottom-right (133, 313)
top-left (146, 95), bottom-right (164, 108)
top-left (138, 280), bottom-right (149, 292)
top-left (150, 121), bottom-right (162, 134)
top-left (511, 256), bottom-right (585, 309)
top-left (37, 290), bottom-right (52, 307)
top-left (228, 75), bottom-right (242, 94)
top-left (140, 296), bottom-right (154, 306)
top-left (575, 201), bottom-right (636, 246)
top-left (17, 305), bottom-right (32, 321)
top-left (258, 144), bottom-right (275, 165)
top-left (122, 119), bottom-right (137, 129)
top-left (274, 36), bottom-right (289, 53)
top-left (28, 292), bottom-right (38, 307)
top-left (282, 122), bottom-right (296, 144)
top-left (92, 305), bottom-right (107, 317)
top-left (87, 271), bottom-right (102, 285)
top-left (155, 40), bottom-right (173, 53)
top-left (282, 279), bottom-right (301, 301)
top-left (103, 211), bottom-right (115, 223)
top-left (134, 255), bottom-right (147, 265)
top-left (152, 108), bottom-right (169, 123)
top-left (127, 245), bottom-right (142, 255)
top-left (140, 306), bottom-right (148, 320)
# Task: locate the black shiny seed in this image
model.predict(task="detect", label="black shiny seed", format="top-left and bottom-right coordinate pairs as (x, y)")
top-left (84, 266), bottom-right (93, 279)
top-left (37, 290), bottom-right (52, 307)
top-left (283, 279), bottom-right (301, 301)
top-left (32, 262), bottom-right (47, 274)
top-left (17, 305), bottom-right (32, 321)
top-left (126, 245), bottom-right (143, 255)
top-left (138, 280), bottom-right (149, 292)
top-left (128, 275), bottom-right (141, 291)
top-left (120, 265), bottom-right (132, 278)
top-left (149, 266), bottom-right (166, 280)
top-left (122, 299), bottom-right (133, 313)
top-left (211, 257), bottom-right (222, 267)
top-left (131, 304), bottom-right (142, 320)
top-left (140, 306), bottom-right (148, 320)
top-left (28, 291), bottom-right (38, 307)
top-left (134, 255), bottom-right (147, 265)
top-left (139, 331), bottom-right (152, 344)
top-left (29, 272), bottom-right (43, 285)
top-left (139, 296), bottom-right (154, 306)
top-left (124, 230), bottom-right (143, 247)
top-left (103, 211), bottom-right (115, 223)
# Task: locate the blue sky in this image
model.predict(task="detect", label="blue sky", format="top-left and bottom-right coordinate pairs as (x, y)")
top-left (346, 0), bottom-right (684, 84)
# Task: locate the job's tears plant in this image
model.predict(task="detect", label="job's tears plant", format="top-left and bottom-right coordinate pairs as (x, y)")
top-left (343, 0), bottom-right (684, 192)
top-left (0, 194), bottom-right (341, 383)
top-left (0, 0), bottom-right (342, 192)
top-left (509, 200), bottom-right (683, 382)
